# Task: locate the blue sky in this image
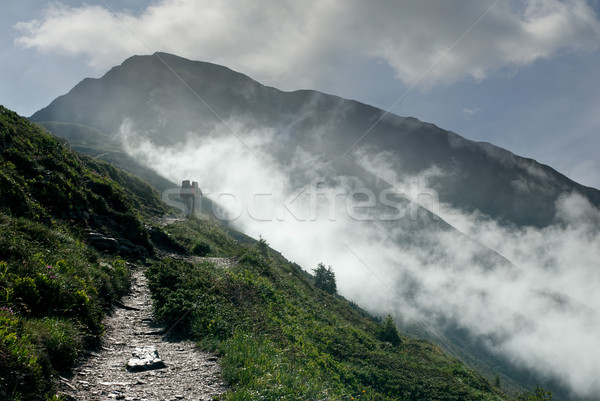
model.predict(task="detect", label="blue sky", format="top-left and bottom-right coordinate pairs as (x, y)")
top-left (2, 0), bottom-right (600, 188)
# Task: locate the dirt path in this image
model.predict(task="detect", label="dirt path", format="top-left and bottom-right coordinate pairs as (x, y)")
top-left (58, 265), bottom-right (228, 401)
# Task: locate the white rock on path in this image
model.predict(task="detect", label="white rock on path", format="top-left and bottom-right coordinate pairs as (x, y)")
top-left (126, 346), bottom-right (167, 372)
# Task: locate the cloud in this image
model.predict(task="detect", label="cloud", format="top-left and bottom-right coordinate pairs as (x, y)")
top-left (434, 193), bottom-right (600, 397)
top-left (119, 115), bottom-right (600, 397)
top-left (15, 0), bottom-right (600, 88)
top-left (357, 147), bottom-right (600, 396)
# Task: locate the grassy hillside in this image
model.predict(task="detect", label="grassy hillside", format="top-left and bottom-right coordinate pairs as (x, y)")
top-left (0, 106), bottom-right (547, 400)
top-left (37, 121), bottom-right (177, 193)
top-left (0, 105), bottom-right (171, 400)
top-left (152, 219), bottom-right (512, 401)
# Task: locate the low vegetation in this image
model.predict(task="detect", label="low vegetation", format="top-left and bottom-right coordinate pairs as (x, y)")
top-left (0, 106), bottom-right (166, 399)
top-left (1, 106), bottom-right (552, 400)
top-left (149, 221), bottom-right (510, 400)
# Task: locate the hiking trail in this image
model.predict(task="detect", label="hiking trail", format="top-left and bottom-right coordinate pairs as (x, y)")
top-left (58, 264), bottom-right (229, 401)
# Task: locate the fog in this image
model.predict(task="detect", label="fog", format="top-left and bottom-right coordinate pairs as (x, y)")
top-left (120, 120), bottom-right (600, 398)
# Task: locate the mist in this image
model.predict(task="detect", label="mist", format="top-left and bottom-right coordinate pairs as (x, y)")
top-left (120, 119), bottom-right (600, 398)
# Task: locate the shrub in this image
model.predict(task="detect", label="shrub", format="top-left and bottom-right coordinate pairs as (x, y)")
top-left (517, 386), bottom-right (553, 400)
top-left (191, 241), bottom-right (211, 256)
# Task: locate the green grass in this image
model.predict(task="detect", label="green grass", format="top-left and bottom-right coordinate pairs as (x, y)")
top-left (0, 106), bottom-right (170, 399)
top-left (162, 218), bottom-right (242, 257)
top-left (0, 216), bottom-right (131, 399)
top-left (146, 219), bottom-right (510, 400)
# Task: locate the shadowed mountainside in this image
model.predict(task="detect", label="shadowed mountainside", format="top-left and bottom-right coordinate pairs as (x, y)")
top-left (31, 52), bottom-right (600, 228)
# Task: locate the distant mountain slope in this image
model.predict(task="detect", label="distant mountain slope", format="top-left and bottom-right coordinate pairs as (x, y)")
top-left (31, 52), bottom-right (600, 227)
top-left (39, 121), bottom-right (176, 192)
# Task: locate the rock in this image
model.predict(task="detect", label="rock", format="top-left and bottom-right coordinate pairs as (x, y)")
top-left (86, 231), bottom-right (119, 253)
top-left (86, 231), bottom-right (148, 260)
top-left (117, 238), bottom-right (149, 260)
top-left (126, 346), bottom-right (167, 372)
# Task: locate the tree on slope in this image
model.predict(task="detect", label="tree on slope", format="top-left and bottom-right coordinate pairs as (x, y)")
top-left (313, 263), bottom-right (337, 295)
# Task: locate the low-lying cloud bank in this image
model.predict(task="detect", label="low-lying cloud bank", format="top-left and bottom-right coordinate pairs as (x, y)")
top-left (121, 120), bottom-right (600, 398)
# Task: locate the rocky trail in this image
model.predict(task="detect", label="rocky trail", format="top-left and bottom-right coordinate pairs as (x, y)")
top-left (58, 263), bottom-right (229, 401)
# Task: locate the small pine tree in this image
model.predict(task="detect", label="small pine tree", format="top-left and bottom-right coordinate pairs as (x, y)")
top-left (379, 314), bottom-right (401, 346)
top-left (256, 236), bottom-right (269, 258)
top-left (313, 263), bottom-right (337, 295)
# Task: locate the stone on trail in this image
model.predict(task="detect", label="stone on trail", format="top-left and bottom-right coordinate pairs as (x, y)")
top-left (126, 346), bottom-right (167, 372)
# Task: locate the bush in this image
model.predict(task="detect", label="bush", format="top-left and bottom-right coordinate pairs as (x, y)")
top-left (191, 241), bottom-right (211, 256)
top-left (517, 386), bottom-right (553, 400)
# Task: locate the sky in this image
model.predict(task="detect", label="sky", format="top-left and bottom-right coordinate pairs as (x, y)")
top-left (1, 0), bottom-right (600, 189)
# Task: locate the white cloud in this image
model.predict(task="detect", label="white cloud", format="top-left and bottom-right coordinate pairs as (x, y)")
top-left (15, 0), bottom-right (600, 88)
top-left (434, 193), bottom-right (600, 397)
top-left (119, 115), bottom-right (600, 397)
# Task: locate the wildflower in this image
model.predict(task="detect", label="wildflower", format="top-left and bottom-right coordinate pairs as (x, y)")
top-left (46, 265), bottom-right (53, 270)
top-left (0, 306), bottom-right (13, 315)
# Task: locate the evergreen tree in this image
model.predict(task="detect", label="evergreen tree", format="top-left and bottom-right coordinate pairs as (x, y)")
top-left (313, 263), bottom-right (337, 294)
top-left (379, 314), bottom-right (402, 346)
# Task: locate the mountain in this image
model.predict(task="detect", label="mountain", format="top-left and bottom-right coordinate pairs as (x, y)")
top-left (0, 105), bottom-right (518, 400)
top-left (31, 52), bottom-right (600, 228)
top-left (28, 53), bottom-right (600, 400)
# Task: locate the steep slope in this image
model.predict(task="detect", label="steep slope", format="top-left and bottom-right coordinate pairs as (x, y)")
top-left (0, 106), bottom-right (231, 399)
top-left (149, 219), bottom-right (514, 400)
top-left (0, 105), bottom-right (522, 400)
top-left (40, 121), bottom-right (176, 192)
top-left (0, 105), bottom-right (174, 399)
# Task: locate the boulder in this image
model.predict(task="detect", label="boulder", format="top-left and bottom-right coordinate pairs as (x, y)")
top-left (85, 231), bottom-right (148, 260)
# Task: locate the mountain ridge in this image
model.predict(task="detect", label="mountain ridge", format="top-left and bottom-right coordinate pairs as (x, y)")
top-left (31, 52), bottom-right (600, 228)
